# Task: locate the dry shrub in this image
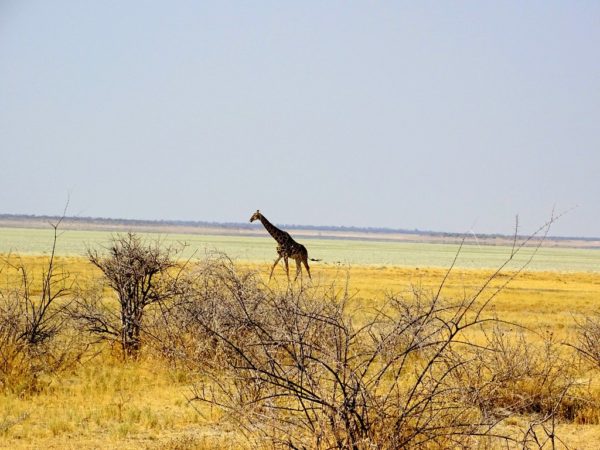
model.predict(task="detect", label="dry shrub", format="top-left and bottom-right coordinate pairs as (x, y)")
top-left (573, 313), bottom-right (600, 369)
top-left (0, 311), bottom-right (80, 394)
top-left (168, 210), bottom-right (582, 449)
top-left (72, 233), bottom-right (185, 358)
top-left (449, 325), bottom-right (586, 447)
top-left (0, 247), bottom-right (84, 393)
top-left (564, 312), bottom-right (600, 427)
top-left (87, 233), bottom-right (182, 357)
top-left (148, 254), bottom-right (267, 366)
top-left (453, 326), bottom-right (575, 417)
top-left (162, 254), bottom-right (578, 449)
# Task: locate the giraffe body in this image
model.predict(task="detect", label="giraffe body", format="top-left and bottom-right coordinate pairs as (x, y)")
top-left (250, 210), bottom-right (313, 281)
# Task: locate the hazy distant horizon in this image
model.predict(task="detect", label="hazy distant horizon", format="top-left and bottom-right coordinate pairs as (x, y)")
top-left (1, 210), bottom-right (596, 241)
top-left (1, 2), bottom-right (598, 237)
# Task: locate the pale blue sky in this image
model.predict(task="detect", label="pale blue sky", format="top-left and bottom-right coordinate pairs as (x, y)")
top-left (1, 1), bottom-right (599, 237)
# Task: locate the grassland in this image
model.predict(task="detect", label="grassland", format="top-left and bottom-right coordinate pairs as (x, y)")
top-left (1, 226), bottom-right (600, 448)
top-left (1, 226), bottom-right (598, 271)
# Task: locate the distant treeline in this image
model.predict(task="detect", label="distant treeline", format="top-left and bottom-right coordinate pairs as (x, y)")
top-left (0, 213), bottom-right (597, 242)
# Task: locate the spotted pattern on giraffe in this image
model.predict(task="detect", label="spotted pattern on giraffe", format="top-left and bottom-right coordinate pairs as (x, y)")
top-left (249, 210), bottom-right (314, 281)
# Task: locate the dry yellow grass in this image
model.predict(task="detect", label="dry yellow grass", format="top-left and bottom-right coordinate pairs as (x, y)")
top-left (0, 354), bottom-right (241, 449)
top-left (333, 265), bottom-right (600, 334)
top-left (1, 256), bottom-right (599, 448)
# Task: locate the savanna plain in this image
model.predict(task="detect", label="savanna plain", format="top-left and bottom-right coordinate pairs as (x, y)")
top-left (1, 226), bottom-right (600, 449)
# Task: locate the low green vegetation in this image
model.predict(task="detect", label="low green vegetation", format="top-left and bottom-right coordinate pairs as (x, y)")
top-left (0, 226), bottom-right (598, 271)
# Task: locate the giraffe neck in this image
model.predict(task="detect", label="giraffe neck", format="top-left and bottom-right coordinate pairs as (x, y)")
top-left (258, 214), bottom-right (287, 244)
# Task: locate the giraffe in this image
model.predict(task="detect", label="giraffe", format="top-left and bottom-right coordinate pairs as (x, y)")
top-left (249, 210), bottom-right (317, 281)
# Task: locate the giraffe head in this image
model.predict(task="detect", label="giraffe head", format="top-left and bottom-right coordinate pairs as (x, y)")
top-left (249, 210), bottom-right (261, 223)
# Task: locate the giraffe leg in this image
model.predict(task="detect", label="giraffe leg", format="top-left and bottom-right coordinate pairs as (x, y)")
top-left (294, 258), bottom-right (302, 281)
top-left (303, 257), bottom-right (312, 280)
top-left (284, 256), bottom-right (290, 281)
top-left (269, 255), bottom-right (282, 281)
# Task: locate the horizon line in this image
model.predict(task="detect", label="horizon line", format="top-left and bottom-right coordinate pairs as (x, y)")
top-left (0, 212), bottom-right (598, 242)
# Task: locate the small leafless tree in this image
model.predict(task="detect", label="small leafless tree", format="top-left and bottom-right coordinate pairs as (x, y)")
top-left (0, 214), bottom-right (82, 392)
top-left (81, 233), bottom-right (182, 357)
top-left (3, 217), bottom-right (72, 345)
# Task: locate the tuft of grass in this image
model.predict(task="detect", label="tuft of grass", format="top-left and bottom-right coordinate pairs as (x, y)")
top-left (48, 418), bottom-right (75, 437)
